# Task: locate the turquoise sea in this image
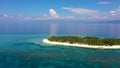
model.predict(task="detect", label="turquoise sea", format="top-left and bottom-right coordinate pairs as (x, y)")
top-left (0, 21), bottom-right (120, 68)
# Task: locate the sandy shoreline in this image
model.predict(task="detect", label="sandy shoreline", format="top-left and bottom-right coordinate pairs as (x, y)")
top-left (43, 39), bottom-right (120, 49)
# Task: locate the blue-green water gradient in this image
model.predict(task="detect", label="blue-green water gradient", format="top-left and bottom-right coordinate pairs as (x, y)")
top-left (0, 34), bottom-right (120, 68)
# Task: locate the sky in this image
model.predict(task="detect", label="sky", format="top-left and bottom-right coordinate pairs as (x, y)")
top-left (0, 0), bottom-right (120, 21)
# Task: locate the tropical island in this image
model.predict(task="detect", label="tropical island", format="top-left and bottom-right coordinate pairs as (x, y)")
top-left (43, 36), bottom-right (120, 49)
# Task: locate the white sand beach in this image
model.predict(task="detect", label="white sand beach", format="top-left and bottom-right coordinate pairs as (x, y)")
top-left (43, 39), bottom-right (120, 49)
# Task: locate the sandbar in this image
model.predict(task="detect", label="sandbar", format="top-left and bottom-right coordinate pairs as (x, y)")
top-left (43, 39), bottom-right (120, 49)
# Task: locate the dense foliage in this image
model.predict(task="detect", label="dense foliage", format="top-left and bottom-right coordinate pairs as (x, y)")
top-left (48, 36), bottom-right (120, 46)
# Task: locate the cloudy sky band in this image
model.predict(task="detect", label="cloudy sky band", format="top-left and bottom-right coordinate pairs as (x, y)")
top-left (0, 0), bottom-right (120, 21)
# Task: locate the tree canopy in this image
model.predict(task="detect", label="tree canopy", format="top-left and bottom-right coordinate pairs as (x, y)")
top-left (48, 36), bottom-right (120, 46)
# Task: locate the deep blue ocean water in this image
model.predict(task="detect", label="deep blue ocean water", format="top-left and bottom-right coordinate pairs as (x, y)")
top-left (0, 20), bottom-right (120, 68)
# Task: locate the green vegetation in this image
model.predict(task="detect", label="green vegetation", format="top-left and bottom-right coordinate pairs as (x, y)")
top-left (48, 36), bottom-right (120, 46)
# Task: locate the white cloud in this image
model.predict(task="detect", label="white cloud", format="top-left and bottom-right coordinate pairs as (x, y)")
top-left (0, 13), bottom-right (14, 19)
top-left (63, 7), bottom-right (98, 15)
top-left (108, 6), bottom-right (120, 20)
top-left (110, 6), bottom-right (120, 16)
top-left (97, 2), bottom-right (112, 5)
top-left (62, 6), bottom-right (120, 20)
top-left (48, 8), bottom-right (75, 20)
top-left (0, 8), bottom-right (97, 20)
top-left (49, 9), bottom-right (59, 18)
top-left (63, 16), bottom-right (75, 19)
top-left (3, 13), bottom-right (8, 17)
top-left (3, 7), bottom-right (119, 21)
top-left (110, 11), bottom-right (117, 16)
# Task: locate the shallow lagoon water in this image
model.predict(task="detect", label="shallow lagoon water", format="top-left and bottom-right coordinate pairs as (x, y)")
top-left (0, 21), bottom-right (120, 68)
top-left (0, 34), bottom-right (120, 68)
